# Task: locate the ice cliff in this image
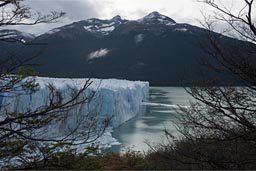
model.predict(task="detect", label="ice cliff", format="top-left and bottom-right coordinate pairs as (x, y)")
top-left (0, 77), bottom-right (149, 133)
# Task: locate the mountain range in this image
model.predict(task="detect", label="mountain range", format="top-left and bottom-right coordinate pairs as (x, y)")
top-left (0, 12), bottom-right (242, 86)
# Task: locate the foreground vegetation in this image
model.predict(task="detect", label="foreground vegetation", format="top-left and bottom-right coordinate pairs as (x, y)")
top-left (11, 132), bottom-right (255, 170)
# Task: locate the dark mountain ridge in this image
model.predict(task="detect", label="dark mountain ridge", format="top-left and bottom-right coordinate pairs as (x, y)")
top-left (0, 12), bottom-right (248, 86)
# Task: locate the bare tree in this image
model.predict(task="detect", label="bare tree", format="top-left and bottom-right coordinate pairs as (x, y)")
top-left (162, 0), bottom-right (256, 169)
top-left (0, 0), bottom-right (110, 169)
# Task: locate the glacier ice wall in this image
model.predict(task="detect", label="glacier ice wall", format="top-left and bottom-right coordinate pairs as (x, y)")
top-left (0, 77), bottom-right (149, 136)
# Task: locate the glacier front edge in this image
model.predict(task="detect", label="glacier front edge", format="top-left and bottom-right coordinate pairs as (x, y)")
top-left (0, 77), bottom-right (149, 135)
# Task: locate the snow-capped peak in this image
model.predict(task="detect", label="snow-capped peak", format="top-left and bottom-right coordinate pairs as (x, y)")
top-left (44, 15), bottom-right (126, 37)
top-left (40, 12), bottom-right (177, 38)
top-left (144, 11), bottom-right (162, 19)
top-left (111, 15), bottom-right (122, 21)
top-left (82, 16), bottom-right (125, 36)
top-left (138, 11), bottom-right (176, 26)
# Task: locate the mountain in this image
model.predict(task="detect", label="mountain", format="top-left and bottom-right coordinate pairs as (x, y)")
top-left (0, 29), bottom-right (35, 43)
top-left (0, 12), bottom-right (243, 86)
top-left (0, 29), bottom-right (36, 63)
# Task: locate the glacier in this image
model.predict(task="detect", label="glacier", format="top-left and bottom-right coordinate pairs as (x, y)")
top-left (0, 77), bottom-right (149, 146)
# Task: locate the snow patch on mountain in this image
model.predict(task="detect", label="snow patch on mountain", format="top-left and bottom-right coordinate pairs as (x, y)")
top-left (100, 26), bottom-right (115, 33)
top-left (47, 28), bottom-right (61, 34)
top-left (82, 15), bottom-right (124, 36)
top-left (20, 32), bottom-right (35, 40)
top-left (0, 30), bottom-right (17, 39)
top-left (174, 28), bottom-right (189, 32)
top-left (83, 22), bottom-right (117, 35)
top-left (87, 48), bottom-right (110, 60)
top-left (166, 22), bottom-right (176, 26)
top-left (135, 34), bottom-right (145, 44)
top-left (102, 22), bottom-right (115, 27)
top-left (0, 29), bottom-right (35, 42)
top-left (83, 25), bottom-right (94, 32)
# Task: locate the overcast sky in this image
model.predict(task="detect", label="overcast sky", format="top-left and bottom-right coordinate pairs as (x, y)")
top-left (5, 0), bottom-right (255, 35)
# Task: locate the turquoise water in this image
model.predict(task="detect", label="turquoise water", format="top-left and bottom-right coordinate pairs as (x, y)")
top-left (111, 87), bottom-right (191, 152)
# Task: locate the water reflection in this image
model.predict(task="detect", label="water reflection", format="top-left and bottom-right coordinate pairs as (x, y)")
top-left (111, 87), bottom-right (191, 152)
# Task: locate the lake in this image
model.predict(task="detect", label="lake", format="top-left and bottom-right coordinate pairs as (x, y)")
top-left (111, 87), bottom-right (192, 152)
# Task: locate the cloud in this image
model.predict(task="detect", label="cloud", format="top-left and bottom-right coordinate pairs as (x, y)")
top-left (7, 0), bottom-right (100, 35)
top-left (23, 0), bottom-right (99, 20)
top-left (87, 49), bottom-right (110, 60)
top-left (4, 0), bottom-right (254, 35)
